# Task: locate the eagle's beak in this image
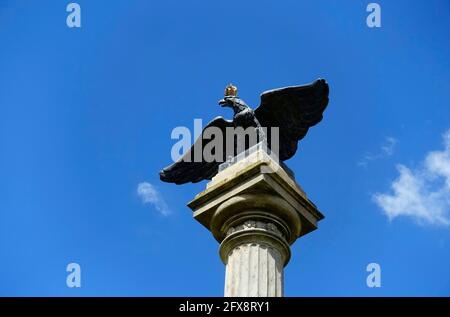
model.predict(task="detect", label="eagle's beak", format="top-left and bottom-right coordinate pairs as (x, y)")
top-left (218, 99), bottom-right (227, 107)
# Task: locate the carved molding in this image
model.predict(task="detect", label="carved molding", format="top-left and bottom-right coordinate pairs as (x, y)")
top-left (226, 220), bottom-right (284, 239)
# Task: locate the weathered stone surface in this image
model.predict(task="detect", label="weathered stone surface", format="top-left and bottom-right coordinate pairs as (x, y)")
top-left (187, 148), bottom-right (324, 297)
top-left (224, 241), bottom-right (283, 297)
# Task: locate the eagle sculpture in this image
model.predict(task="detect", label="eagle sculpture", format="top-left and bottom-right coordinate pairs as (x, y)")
top-left (160, 79), bottom-right (329, 184)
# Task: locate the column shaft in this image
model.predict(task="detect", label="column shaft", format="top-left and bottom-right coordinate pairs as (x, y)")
top-left (224, 242), bottom-right (283, 297)
top-left (219, 219), bottom-right (290, 297)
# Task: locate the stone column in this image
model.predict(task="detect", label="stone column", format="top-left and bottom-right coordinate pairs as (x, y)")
top-left (188, 148), bottom-right (324, 297)
top-left (221, 216), bottom-right (288, 296)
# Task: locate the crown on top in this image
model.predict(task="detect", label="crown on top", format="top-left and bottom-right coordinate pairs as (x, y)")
top-left (224, 83), bottom-right (238, 97)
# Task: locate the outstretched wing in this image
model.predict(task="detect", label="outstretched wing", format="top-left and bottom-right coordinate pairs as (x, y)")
top-left (159, 117), bottom-right (234, 184)
top-left (254, 79), bottom-right (329, 161)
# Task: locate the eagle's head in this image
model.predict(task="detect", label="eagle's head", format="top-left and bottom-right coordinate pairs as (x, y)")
top-left (219, 83), bottom-right (238, 108)
top-left (218, 96), bottom-right (236, 107)
top-left (218, 96), bottom-right (249, 112)
top-left (218, 84), bottom-right (250, 112)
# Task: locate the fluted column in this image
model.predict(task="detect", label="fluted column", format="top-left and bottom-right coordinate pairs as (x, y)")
top-left (222, 220), bottom-right (287, 297)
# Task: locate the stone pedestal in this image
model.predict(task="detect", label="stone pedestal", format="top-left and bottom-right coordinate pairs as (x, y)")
top-left (188, 148), bottom-right (324, 297)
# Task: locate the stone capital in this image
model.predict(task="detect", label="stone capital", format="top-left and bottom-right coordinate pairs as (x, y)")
top-left (188, 149), bottom-right (324, 245)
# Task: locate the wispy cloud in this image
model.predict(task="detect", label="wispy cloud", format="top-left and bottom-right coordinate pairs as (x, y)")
top-left (137, 182), bottom-right (170, 216)
top-left (373, 130), bottom-right (450, 227)
top-left (358, 137), bottom-right (397, 167)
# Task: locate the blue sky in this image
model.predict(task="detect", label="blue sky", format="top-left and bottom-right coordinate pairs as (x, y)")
top-left (1, 0), bottom-right (449, 296)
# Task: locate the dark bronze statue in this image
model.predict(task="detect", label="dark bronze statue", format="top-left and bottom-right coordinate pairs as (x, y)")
top-left (160, 79), bottom-right (329, 184)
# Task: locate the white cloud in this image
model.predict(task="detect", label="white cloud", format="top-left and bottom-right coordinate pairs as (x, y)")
top-left (381, 137), bottom-right (397, 156)
top-left (373, 130), bottom-right (450, 227)
top-left (358, 137), bottom-right (397, 167)
top-left (137, 182), bottom-right (170, 216)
